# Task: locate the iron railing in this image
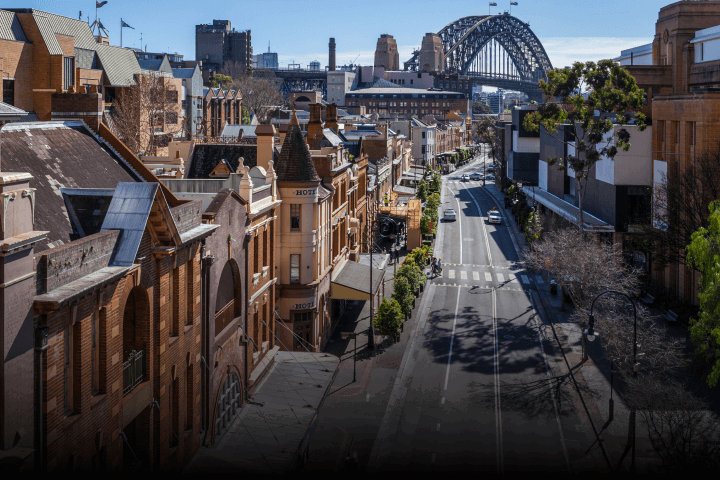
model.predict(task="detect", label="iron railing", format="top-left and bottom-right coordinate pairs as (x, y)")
top-left (123, 346), bottom-right (146, 396)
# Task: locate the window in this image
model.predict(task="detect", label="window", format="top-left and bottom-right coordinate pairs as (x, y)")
top-left (262, 228), bottom-right (268, 267)
top-left (253, 234), bottom-right (259, 273)
top-left (290, 204), bottom-right (301, 231)
top-left (91, 313), bottom-right (100, 395)
top-left (64, 326), bottom-right (74, 414)
top-left (422, 132), bottom-right (426, 139)
top-left (169, 267), bottom-right (177, 336)
top-left (689, 121), bottom-right (695, 146)
top-left (293, 311), bottom-right (313, 323)
top-left (2, 79), bottom-right (14, 105)
top-left (63, 57), bottom-right (75, 91)
top-left (290, 254), bottom-right (300, 283)
top-left (186, 260), bottom-right (194, 326)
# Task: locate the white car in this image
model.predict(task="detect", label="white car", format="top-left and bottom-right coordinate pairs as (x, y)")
top-left (444, 209), bottom-right (457, 221)
top-left (488, 211), bottom-right (502, 224)
top-left (461, 174), bottom-right (469, 182)
top-left (487, 165), bottom-right (495, 172)
top-left (469, 173), bottom-right (482, 181)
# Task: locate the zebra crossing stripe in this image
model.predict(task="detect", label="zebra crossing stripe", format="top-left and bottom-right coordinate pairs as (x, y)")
top-left (521, 275), bottom-right (530, 284)
top-left (485, 272), bottom-right (492, 281)
top-left (535, 275), bottom-right (544, 284)
top-left (473, 271), bottom-right (480, 281)
top-left (497, 273), bottom-right (505, 282)
top-left (449, 270), bottom-right (456, 279)
top-left (461, 271), bottom-right (467, 280)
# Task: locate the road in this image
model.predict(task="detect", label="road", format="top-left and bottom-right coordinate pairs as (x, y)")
top-left (369, 155), bottom-right (582, 472)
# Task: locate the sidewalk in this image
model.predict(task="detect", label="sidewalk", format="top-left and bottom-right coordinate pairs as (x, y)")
top-left (485, 181), bottom-right (661, 472)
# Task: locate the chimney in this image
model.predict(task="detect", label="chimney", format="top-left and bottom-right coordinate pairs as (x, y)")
top-left (329, 38), bottom-right (336, 71)
top-left (307, 103), bottom-right (323, 150)
top-left (326, 104), bottom-right (339, 133)
top-left (255, 124), bottom-right (277, 171)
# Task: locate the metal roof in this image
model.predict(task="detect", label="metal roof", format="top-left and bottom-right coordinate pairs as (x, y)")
top-left (172, 68), bottom-right (197, 79)
top-left (32, 13), bottom-right (63, 55)
top-left (0, 10), bottom-right (27, 42)
top-left (36, 9), bottom-right (97, 49)
top-left (221, 124), bottom-right (257, 138)
top-left (331, 259), bottom-right (384, 296)
top-left (138, 59), bottom-right (163, 70)
top-left (95, 44), bottom-right (143, 86)
top-left (0, 101), bottom-right (27, 116)
top-left (100, 183), bottom-right (159, 266)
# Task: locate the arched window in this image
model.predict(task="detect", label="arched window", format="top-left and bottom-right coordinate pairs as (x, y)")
top-left (215, 262), bottom-right (238, 336)
top-left (215, 372), bottom-right (242, 439)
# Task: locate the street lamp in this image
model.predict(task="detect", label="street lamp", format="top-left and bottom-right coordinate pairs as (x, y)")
top-left (585, 290), bottom-right (639, 473)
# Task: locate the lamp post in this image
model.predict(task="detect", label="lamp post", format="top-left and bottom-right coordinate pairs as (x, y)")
top-left (585, 290), bottom-right (638, 473)
top-left (359, 222), bottom-right (380, 349)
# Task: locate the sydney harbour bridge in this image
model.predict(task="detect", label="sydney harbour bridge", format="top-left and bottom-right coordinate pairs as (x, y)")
top-left (268, 13), bottom-right (553, 102)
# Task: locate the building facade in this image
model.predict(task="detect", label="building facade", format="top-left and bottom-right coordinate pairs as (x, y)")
top-left (345, 87), bottom-right (469, 117)
top-left (195, 20), bottom-right (252, 74)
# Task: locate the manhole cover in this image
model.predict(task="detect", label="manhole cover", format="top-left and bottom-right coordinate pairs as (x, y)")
top-left (503, 335), bottom-right (515, 340)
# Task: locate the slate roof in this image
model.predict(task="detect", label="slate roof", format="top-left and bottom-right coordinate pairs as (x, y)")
top-left (220, 124), bottom-right (257, 139)
top-left (138, 59), bottom-right (163, 70)
top-left (0, 121), bottom-right (142, 251)
top-left (0, 10), bottom-right (27, 42)
top-left (275, 117), bottom-right (320, 183)
top-left (172, 68), bottom-right (196, 79)
top-left (186, 144), bottom-right (258, 179)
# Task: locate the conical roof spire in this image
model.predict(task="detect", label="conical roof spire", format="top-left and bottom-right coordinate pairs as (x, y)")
top-left (275, 119), bottom-right (320, 183)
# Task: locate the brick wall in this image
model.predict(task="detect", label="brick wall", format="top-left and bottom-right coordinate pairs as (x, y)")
top-left (0, 39), bottom-right (33, 110)
top-left (51, 92), bottom-right (103, 131)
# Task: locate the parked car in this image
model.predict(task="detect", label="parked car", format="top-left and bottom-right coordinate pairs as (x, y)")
top-left (487, 164), bottom-right (495, 172)
top-left (469, 173), bottom-right (482, 181)
top-left (461, 174), bottom-right (469, 182)
top-left (443, 209), bottom-right (457, 221)
top-left (487, 174), bottom-right (496, 180)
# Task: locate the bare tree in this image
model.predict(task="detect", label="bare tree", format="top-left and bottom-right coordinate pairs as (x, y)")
top-left (110, 73), bottom-right (182, 156)
top-left (232, 74), bottom-right (283, 124)
top-left (219, 60), bottom-right (249, 80)
top-left (652, 142), bottom-right (720, 270)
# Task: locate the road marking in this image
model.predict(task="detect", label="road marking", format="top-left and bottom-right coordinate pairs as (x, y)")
top-left (492, 289), bottom-right (504, 474)
top-left (366, 394), bottom-right (370, 402)
top-left (437, 423), bottom-right (441, 431)
top-left (473, 271), bottom-right (480, 281)
top-left (536, 275), bottom-right (545, 284)
top-left (460, 271), bottom-right (467, 280)
top-left (441, 397), bottom-right (446, 405)
top-left (448, 270), bottom-right (455, 279)
top-left (444, 287), bottom-right (462, 391)
top-left (497, 273), bottom-right (505, 283)
top-left (485, 272), bottom-right (492, 281)
top-left (446, 186), bottom-right (463, 264)
top-left (463, 184), bottom-right (494, 267)
top-left (530, 295), bottom-right (572, 473)
top-left (521, 275), bottom-right (530, 284)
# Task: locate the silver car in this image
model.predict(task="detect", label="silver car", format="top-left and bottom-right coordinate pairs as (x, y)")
top-left (488, 211), bottom-right (502, 224)
top-left (444, 209), bottom-right (457, 221)
top-left (469, 173), bottom-right (482, 181)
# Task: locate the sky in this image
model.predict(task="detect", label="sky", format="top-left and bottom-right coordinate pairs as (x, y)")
top-left (21, 0), bottom-right (664, 70)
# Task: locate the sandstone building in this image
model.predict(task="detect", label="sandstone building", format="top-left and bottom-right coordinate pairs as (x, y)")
top-left (374, 34), bottom-right (400, 71)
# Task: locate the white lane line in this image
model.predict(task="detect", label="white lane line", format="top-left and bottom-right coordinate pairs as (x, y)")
top-left (462, 183), bottom-right (494, 267)
top-left (461, 271), bottom-right (467, 280)
top-left (530, 296), bottom-right (572, 473)
top-left (522, 275), bottom-right (530, 285)
top-left (536, 275), bottom-right (545, 284)
top-left (473, 271), bottom-right (480, 281)
top-left (497, 273), bottom-right (505, 283)
top-left (492, 289), bottom-right (504, 474)
top-left (485, 272), bottom-right (493, 282)
top-left (447, 187), bottom-right (463, 264)
top-left (366, 394), bottom-right (370, 402)
top-left (448, 270), bottom-right (456, 279)
top-left (444, 287), bottom-right (462, 391)
top-left (441, 397), bottom-right (446, 405)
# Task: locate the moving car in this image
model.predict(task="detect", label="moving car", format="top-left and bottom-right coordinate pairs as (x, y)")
top-left (469, 173), bottom-right (482, 181)
top-left (487, 174), bottom-right (496, 180)
top-left (461, 174), bottom-right (469, 182)
top-left (487, 164), bottom-right (495, 172)
top-left (488, 211), bottom-right (502, 224)
top-left (443, 209), bottom-right (457, 221)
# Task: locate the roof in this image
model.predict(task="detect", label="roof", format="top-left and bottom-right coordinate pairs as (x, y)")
top-left (275, 120), bottom-right (321, 183)
top-left (100, 183), bottom-right (159, 266)
top-left (221, 124), bottom-right (257, 139)
top-left (0, 10), bottom-right (27, 42)
top-left (95, 44), bottom-right (144, 86)
top-left (322, 128), bottom-right (343, 147)
top-left (0, 101), bottom-right (27, 116)
top-left (172, 67), bottom-right (197, 79)
top-left (17, 111), bottom-right (39, 122)
top-left (331, 259), bottom-right (384, 297)
top-left (0, 121), bottom-right (143, 251)
top-left (32, 12), bottom-right (63, 55)
top-left (186, 144), bottom-right (258, 179)
top-left (348, 87), bottom-right (465, 97)
top-left (138, 59), bottom-right (163, 70)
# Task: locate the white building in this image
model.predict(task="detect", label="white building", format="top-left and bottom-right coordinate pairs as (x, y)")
top-left (391, 118), bottom-right (436, 164)
top-left (690, 24), bottom-right (720, 63)
top-left (613, 43), bottom-right (653, 66)
top-left (327, 71), bottom-right (356, 106)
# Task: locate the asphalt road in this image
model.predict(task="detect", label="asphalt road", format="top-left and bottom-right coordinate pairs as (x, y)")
top-left (370, 156), bottom-right (579, 472)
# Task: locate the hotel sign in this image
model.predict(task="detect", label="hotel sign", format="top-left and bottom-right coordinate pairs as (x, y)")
top-left (295, 189), bottom-right (317, 196)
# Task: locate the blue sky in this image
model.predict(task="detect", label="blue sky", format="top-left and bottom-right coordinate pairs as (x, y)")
top-left (23, 0), bottom-right (665, 69)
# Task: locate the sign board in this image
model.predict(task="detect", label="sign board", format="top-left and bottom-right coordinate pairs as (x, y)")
top-left (295, 189), bottom-right (317, 196)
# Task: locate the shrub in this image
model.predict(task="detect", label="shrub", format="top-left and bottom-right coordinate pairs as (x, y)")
top-left (392, 276), bottom-right (414, 318)
top-left (373, 298), bottom-right (403, 338)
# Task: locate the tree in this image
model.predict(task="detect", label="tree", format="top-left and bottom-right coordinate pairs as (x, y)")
top-left (219, 60), bottom-right (250, 80)
top-left (111, 73), bottom-right (182, 156)
top-left (652, 142), bottom-right (720, 271)
top-left (241, 106), bottom-right (251, 125)
top-left (523, 60), bottom-right (647, 230)
top-left (396, 263), bottom-right (424, 293)
top-left (686, 200), bottom-right (720, 387)
top-left (373, 298), bottom-right (403, 338)
top-left (416, 180), bottom-right (429, 203)
top-left (392, 276), bottom-right (414, 319)
top-left (472, 101), bottom-right (493, 115)
top-left (232, 74), bottom-right (283, 124)
top-left (210, 73), bottom-right (232, 89)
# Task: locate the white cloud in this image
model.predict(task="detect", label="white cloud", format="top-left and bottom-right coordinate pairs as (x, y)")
top-left (278, 37), bottom-right (654, 72)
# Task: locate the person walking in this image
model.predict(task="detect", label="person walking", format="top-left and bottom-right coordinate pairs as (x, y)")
top-left (437, 257), bottom-right (443, 276)
top-left (431, 257), bottom-right (438, 277)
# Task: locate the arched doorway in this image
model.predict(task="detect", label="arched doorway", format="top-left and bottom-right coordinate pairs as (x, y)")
top-left (123, 286), bottom-right (149, 395)
top-left (215, 261), bottom-right (240, 336)
top-left (215, 372), bottom-right (242, 440)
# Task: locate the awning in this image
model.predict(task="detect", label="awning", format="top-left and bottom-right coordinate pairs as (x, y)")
top-left (331, 259), bottom-right (384, 301)
top-left (522, 187), bottom-right (615, 233)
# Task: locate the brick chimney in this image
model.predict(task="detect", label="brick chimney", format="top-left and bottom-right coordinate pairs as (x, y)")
top-left (51, 90), bottom-right (103, 132)
top-left (307, 103), bottom-right (324, 150)
top-left (255, 124), bottom-right (277, 171)
top-left (329, 38), bottom-right (336, 72)
top-left (326, 104), bottom-right (339, 133)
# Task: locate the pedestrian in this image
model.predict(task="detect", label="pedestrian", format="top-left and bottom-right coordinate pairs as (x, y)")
top-left (431, 257), bottom-right (437, 277)
top-left (437, 258), bottom-right (443, 276)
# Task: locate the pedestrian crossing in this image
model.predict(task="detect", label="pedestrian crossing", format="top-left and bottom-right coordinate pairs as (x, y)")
top-left (429, 266), bottom-right (546, 292)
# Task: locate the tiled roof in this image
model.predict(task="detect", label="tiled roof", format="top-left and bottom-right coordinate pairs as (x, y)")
top-left (172, 68), bottom-right (197, 79)
top-left (275, 121), bottom-right (320, 183)
top-left (95, 44), bottom-right (144, 86)
top-left (0, 121), bottom-right (142, 251)
top-left (186, 144), bottom-right (258, 179)
top-left (221, 124), bottom-right (257, 138)
top-left (0, 10), bottom-right (27, 42)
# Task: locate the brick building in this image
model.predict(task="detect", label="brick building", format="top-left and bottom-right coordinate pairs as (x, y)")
top-left (620, 0), bottom-right (720, 305)
top-left (346, 87), bottom-right (470, 117)
top-left (201, 87), bottom-right (242, 138)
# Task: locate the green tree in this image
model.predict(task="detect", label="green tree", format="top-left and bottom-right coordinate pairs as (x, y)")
top-left (425, 192), bottom-right (440, 224)
top-left (523, 60), bottom-right (647, 230)
top-left (373, 298), bottom-right (403, 338)
top-left (210, 74), bottom-right (232, 89)
top-left (420, 215), bottom-right (435, 235)
top-left (241, 106), bottom-right (251, 125)
top-left (416, 180), bottom-right (429, 203)
top-left (397, 263), bottom-right (424, 293)
top-left (392, 276), bottom-right (414, 318)
top-left (686, 200), bottom-right (720, 387)
top-left (430, 173), bottom-right (441, 192)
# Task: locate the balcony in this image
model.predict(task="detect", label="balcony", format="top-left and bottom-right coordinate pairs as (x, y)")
top-left (123, 346), bottom-right (146, 396)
